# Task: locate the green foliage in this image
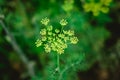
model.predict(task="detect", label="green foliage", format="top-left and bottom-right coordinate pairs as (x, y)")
top-left (0, 0), bottom-right (117, 80)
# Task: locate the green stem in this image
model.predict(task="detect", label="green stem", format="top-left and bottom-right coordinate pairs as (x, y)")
top-left (60, 26), bottom-right (64, 34)
top-left (57, 54), bottom-right (60, 72)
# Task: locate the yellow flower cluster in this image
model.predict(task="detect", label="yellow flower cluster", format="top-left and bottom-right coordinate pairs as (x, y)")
top-left (60, 19), bottom-right (68, 26)
top-left (35, 18), bottom-right (78, 54)
top-left (41, 17), bottom-right (50, 25)
top-left (83, 0), bottom-right (112, 16)
top-left (62, 0), bottom-right (74, 12)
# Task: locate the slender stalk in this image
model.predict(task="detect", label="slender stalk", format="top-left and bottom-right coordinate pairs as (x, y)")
top-left (57, 54), bottom-right (60, 72)
top-left (0, 20), bottom-right (36, 79)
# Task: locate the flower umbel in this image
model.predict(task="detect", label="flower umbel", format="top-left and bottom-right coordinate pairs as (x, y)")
top-left (82, 0), bottom-right (112, 16)
top-left (35, 39), bottom-right (42, 47)
top-left (60, 19), bottom-right (68, 26)
top-left (35, 18), bottom-right (78, 54)
top-left (40, 29), bottom-right (46, 35)
top-left (41, 17), bottom-right (50, 25)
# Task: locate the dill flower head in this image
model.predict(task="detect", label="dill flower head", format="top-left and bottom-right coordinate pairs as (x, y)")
top-left (40, 29), bottom-right (46, 35)
top-left (35, 39), bottom-right (42, 47)
top-left (82, 0), bottom-right (112, 16)
top-left (41, 17), bottom-right (50, 25)
top-left (60, 19), bottom-right (68, 26)
top-left (35, 18), bottom-right (78, 54)
top-left (62, 0), bottom-right (74, 12)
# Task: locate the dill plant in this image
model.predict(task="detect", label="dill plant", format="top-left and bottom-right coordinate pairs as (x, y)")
top-left (35, 17), bottom-right (78, 79)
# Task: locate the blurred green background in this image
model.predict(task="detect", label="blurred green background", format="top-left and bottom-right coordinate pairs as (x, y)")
top-left (0, 0), bottom-right (120, 80)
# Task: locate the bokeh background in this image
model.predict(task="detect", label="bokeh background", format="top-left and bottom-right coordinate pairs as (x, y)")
top-left (0, 0), bottom-right (120, 80)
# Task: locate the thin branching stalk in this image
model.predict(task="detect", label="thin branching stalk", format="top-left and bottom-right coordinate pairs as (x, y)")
top-left (57, 54), bottom-right (60, 72)
top-left (0, 20), bottom-right (36, 79)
